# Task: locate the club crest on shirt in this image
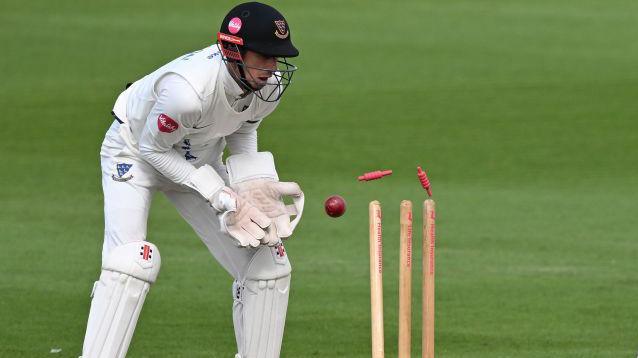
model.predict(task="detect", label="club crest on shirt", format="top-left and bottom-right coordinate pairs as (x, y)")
top-left (112, 163), bottom-right (133, 182)
top-left (274, 20), bottom-right (289, 39)
top-left (158, 113), bottom-right (179, 133)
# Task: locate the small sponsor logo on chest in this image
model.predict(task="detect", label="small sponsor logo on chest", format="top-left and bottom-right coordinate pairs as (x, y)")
top-left (181, 139), bottom-right (198, 161)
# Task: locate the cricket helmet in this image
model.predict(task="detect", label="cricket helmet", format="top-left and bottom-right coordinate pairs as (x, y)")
top-left (217, 2), bottom-right (298, 102)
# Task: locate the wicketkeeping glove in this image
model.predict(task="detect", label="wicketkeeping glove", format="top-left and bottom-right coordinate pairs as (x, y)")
top-left (183, 165), bottom-right (272, 248)
top-left (226, 152), bottom-right (305, 246)
top-left (232, 179), bottom-right (304, 246)
top-left (212, 188), bottom-right (272, 248)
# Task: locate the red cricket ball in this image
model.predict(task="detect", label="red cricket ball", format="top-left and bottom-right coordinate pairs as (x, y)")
top-left (324, 195), bottom-right (346, 218)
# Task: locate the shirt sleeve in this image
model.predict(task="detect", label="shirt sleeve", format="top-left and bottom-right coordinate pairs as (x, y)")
top-left (225, 120), bottom-right (259, 154)
top-left (138, 73), bottom-right (202, 184)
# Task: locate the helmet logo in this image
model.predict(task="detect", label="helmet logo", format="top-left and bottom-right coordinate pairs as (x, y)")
top-left (274, 20), bottom-right (289, 39)
top-left (228, 17), bottom-right (242, 34)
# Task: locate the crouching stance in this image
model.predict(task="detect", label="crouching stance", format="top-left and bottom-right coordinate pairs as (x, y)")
top-left (81, 2), bottom-right (303, 357)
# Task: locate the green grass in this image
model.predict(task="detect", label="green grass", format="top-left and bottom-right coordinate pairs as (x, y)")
top-left (1, 0), bottom-right (638, 356)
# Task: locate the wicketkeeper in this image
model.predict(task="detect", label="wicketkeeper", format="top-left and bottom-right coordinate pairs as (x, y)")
top-left (81, 3), bottom-right (303, 357)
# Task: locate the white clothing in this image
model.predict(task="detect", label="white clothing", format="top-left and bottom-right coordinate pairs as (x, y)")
top-left (100, 117), bottom-right (288, 279)
top-left (111, 45), bottom-right (277, 199)
top-left (101, 44), bottom-right (285, 262)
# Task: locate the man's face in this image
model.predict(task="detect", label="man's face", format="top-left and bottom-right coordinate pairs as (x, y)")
top-left (239, 50), bottom-right (278, 90)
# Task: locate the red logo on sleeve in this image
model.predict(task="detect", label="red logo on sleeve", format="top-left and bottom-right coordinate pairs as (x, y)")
top-left (158, 114), bottom-right (179, 133)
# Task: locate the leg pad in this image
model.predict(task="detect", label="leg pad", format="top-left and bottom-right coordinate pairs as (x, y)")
top-left (233, 245), bottom-right (291, 358)
top-left (82, 241), bottom-right (161, 358)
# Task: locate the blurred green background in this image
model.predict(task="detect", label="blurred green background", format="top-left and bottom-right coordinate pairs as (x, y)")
top-left (1, 0), bottom-right (637, 356)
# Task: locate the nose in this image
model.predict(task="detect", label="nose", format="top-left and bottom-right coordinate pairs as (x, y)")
top-left (264, 57), bottom-right (277, 71)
